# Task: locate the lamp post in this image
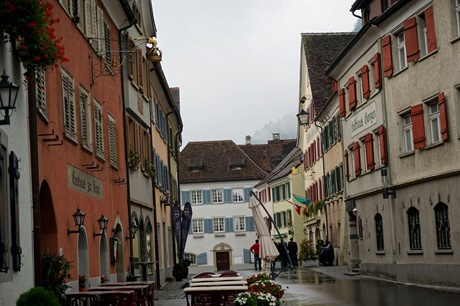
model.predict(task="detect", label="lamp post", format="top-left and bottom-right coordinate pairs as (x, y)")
top-left (0, 70), bottom-right (20, 125)
top-left (125, 220), bottom-right (138, 280)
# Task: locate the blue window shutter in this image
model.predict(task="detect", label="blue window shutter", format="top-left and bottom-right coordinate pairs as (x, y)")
top-left (204, 219), bottom-right (213, 233)
top-left (197, 253), bottom-right (207, 265)
top-left (244, 188), bottom-right (252, 202)
top-left (243, 249), bottom-right (251, 263)
top-left (246, 216), bottom-right (254, 231)
top-left (225, 218), bottom-right (233, 232)
top-left (188, 221), bottom-right (193, 234)
top-left (181, 191), bottom-right (191, 204)
top-left (224, 189), bottom-right (232, 203)
top-left (204, 190), bottom-right (212, 204)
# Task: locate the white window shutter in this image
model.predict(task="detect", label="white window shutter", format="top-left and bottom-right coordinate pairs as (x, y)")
top-left (94, 101), bottom-right (104, 156)
top-left (97, 7), bottom-right (104, 55)
top-left (108, 115), bottom-right (117, 166)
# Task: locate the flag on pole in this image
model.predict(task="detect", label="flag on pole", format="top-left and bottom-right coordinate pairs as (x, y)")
top-left (293, 194), bottom-right (311, 205)
top-left (285, 199), bottom-right (303, 215)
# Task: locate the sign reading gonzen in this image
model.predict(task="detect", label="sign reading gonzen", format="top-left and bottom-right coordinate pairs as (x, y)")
top-left (350, 101), bottom-right (377, 137)
top-left (67, 165), bottom-right (103, 199)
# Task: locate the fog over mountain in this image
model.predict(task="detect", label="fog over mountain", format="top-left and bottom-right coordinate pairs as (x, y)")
top-left (250, 112), bottom-right (297, 144)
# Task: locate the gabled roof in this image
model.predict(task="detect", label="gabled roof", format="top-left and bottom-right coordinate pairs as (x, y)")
top-left (179, 140), bottom-right (268, 184)
top-left (255, 147), bottom-right (302, 188)
top-left (302, 33), bottom-right (356, 115)
top-left (239, 139), bottom-right (296, 173)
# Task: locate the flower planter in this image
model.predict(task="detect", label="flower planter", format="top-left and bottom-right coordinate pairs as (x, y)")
top-left (79, 287), bottom-right (86, 292)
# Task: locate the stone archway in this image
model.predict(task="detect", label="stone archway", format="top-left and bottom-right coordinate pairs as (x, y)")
top-left (213, 243), bottom-right (232, 271)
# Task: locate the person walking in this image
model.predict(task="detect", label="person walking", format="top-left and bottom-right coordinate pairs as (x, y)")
top-left (287, 237), bottom-right (298, 268)
top-left (250, 239), bottom-right (262, 271)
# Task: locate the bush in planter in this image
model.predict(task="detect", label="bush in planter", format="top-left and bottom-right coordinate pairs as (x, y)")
top-left (299, 238), bottom-right (317, 262)
top-left (41, 248), bottom-right (73, 304)
top-left (172, 262), bottom-right (188, 281)
top-left (16, 287), bottom-right (60, 306)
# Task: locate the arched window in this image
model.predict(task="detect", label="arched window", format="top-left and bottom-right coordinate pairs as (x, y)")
top-left (434, 203), bottom-right (451, 249)
top-left (407, 207), bottom-right (422, 250)
top-left (375, 213), bottom-right (384, 251)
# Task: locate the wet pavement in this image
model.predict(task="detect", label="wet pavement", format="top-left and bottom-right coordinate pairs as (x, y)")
top-left (154, 266), bottom-right (460, 306)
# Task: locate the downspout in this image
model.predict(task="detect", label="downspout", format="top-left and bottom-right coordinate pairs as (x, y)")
top-left (30, 73), bottom-right (41, 286)
top-left (118, 3), bottom-right (137, 279)
top-left (150, 147), bottom-right (161, 289)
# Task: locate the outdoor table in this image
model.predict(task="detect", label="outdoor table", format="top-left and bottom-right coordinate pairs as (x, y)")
top-left (190, 276), bottom-right (244, 282)
top-left (100, 281), bottom-right (153, 287)
top-left (184, 285), bottom-right (248, 306)
top-left (65, 290), bottom-right (134, 306)
top-left (89, 285), bottom-right (149, 305)
top-left (190, 280), bottom-right (247, 287)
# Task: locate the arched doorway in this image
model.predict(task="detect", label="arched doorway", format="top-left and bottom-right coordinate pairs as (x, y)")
top-left (99, 235), bottom-right (109, 278)
top-left (213, 243), bottom-right (232, 271)
top-left (77, 227), bottom-right (89, 279)
top-left (39, 180), bottom-right (57, 253)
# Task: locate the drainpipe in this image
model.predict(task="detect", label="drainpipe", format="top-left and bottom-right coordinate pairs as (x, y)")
top-left (150, 151), bottom-right (161, 289)
top-left (118, 7), bottom-right (136, 279)
top-left (29, 73), bottom-right (41, 286)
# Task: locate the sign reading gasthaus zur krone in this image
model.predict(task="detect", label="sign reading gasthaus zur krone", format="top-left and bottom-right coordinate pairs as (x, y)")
top-left (67, 164), bottom-right (103, 199)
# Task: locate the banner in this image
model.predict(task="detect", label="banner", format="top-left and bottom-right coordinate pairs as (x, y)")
top-left (171, 204), bottom-right (182, 260)
top-left (180, 202), bottom-right (193, 261)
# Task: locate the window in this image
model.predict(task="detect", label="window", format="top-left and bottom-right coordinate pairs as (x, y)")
top-left (455, 0), bottom-right (460, 38)
top-left (375, 213), bottom-right (384, 251)
top-left (396, 31), bottom-right (407, 71)
top-left (428, 101), bottom-right (441, 144)
top-left (94, 99), bottom-right (104, 158)
top-left (403, 113), bottom-right (414, 152)
top-left (103, 19), bottom-right (112, 71)
top-left (407, 207), bottom-right (422, 250)
top-left (79, 87), bottom-right (91, 150)
top-left (213, 217), bottom-right (225, 232)
top-left (281, 211), bottom-right (287, 228)
top-left (192, 219), bottom-right (204, 234)
top-left (36, 69), bottom-right (46, 117)
top-left (212, 189), bottom-right (223, 203)
top-left (234, 216), bottom-right (245, 231)
top-left (62, 70), bottom-right (77, 141)
top-left (434, 203), bottom-right (451, 249)
top-left (184, 253), bottom-right (197, 265)
top-left (232, 188), bottom-right (244, 202)
top-left (418, 12), bottom-right (429, 56)
top-left (191, 190), bottom-right (202, 205)
top-left (108, 114), bottom-right (117, 167)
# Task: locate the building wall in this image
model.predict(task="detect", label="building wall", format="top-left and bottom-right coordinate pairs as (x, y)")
top-left (0, 45), bottom-right (34, 306)
top-left (181, 181), bottom-right (258, 272)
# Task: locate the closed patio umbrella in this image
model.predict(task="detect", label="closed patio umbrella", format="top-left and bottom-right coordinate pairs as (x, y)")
top-left (249, 196), bottom-right (279, 263)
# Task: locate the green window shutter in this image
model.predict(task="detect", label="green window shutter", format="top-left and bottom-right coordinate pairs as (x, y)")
top-left (245, 216), bottom-right (254, 231)
top-left (197, 253), bottom-right (207, 265)
top-left (287, 183), bottom-right (291, 198)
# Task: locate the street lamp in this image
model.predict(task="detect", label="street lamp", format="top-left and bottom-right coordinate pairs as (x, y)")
top-left (126, 220), bottom-right (138, 240)
top-left (0, 70), bottom-right (19, 125)
top-left (67, 208), bottom-right (86, 235)
top-left (93, 214), bottom-right (109, 237)
top-left (381, 169), bottom-right (396, 198)
top-left (297, 109), bottom-right (310, 126)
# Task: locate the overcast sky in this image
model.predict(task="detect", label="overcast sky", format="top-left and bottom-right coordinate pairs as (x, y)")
top-left (152, 1), bottom-right (358, 147)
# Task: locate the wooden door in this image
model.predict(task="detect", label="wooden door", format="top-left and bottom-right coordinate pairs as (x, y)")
top-left (216, 252), bottom-right (230, 271)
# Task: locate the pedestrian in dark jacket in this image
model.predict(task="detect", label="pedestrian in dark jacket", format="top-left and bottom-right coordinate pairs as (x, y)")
top-left (287, 237), bottom-right (298, 268)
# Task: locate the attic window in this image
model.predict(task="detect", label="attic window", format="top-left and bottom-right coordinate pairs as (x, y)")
top-left (230, 166), bottom-right (242, 170)
top-left (188, 158), bottom-right (204, 172)
top-left (190, 168), bottom-right (202, 173)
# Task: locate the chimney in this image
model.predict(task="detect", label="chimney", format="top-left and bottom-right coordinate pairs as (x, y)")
top-left (272, 133), bottom-right (280, 141)
top-left (245, 135), bottom-right (252, 145)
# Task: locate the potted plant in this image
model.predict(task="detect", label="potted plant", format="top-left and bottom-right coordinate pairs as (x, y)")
top-left (235, 275), bottom-right (285, 306)
top-left (299, 238), bottom-right (317, 267)
top-left (41, 248), bottom-right (73, 304)
top-left (129, 149), bottom-right (141, 171)
top-left (78, 275), bottom-right (87, 291)
top-left (144, 159), bottom-right (155, 178)
top-left (0, 0), bottom-right (69, 82)
top-left (172, 262), bottom-right (188, 281)
top-left (101, 275), bottom-right (108, 284)
top-left (16, 287), bottom-right (60, 306)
